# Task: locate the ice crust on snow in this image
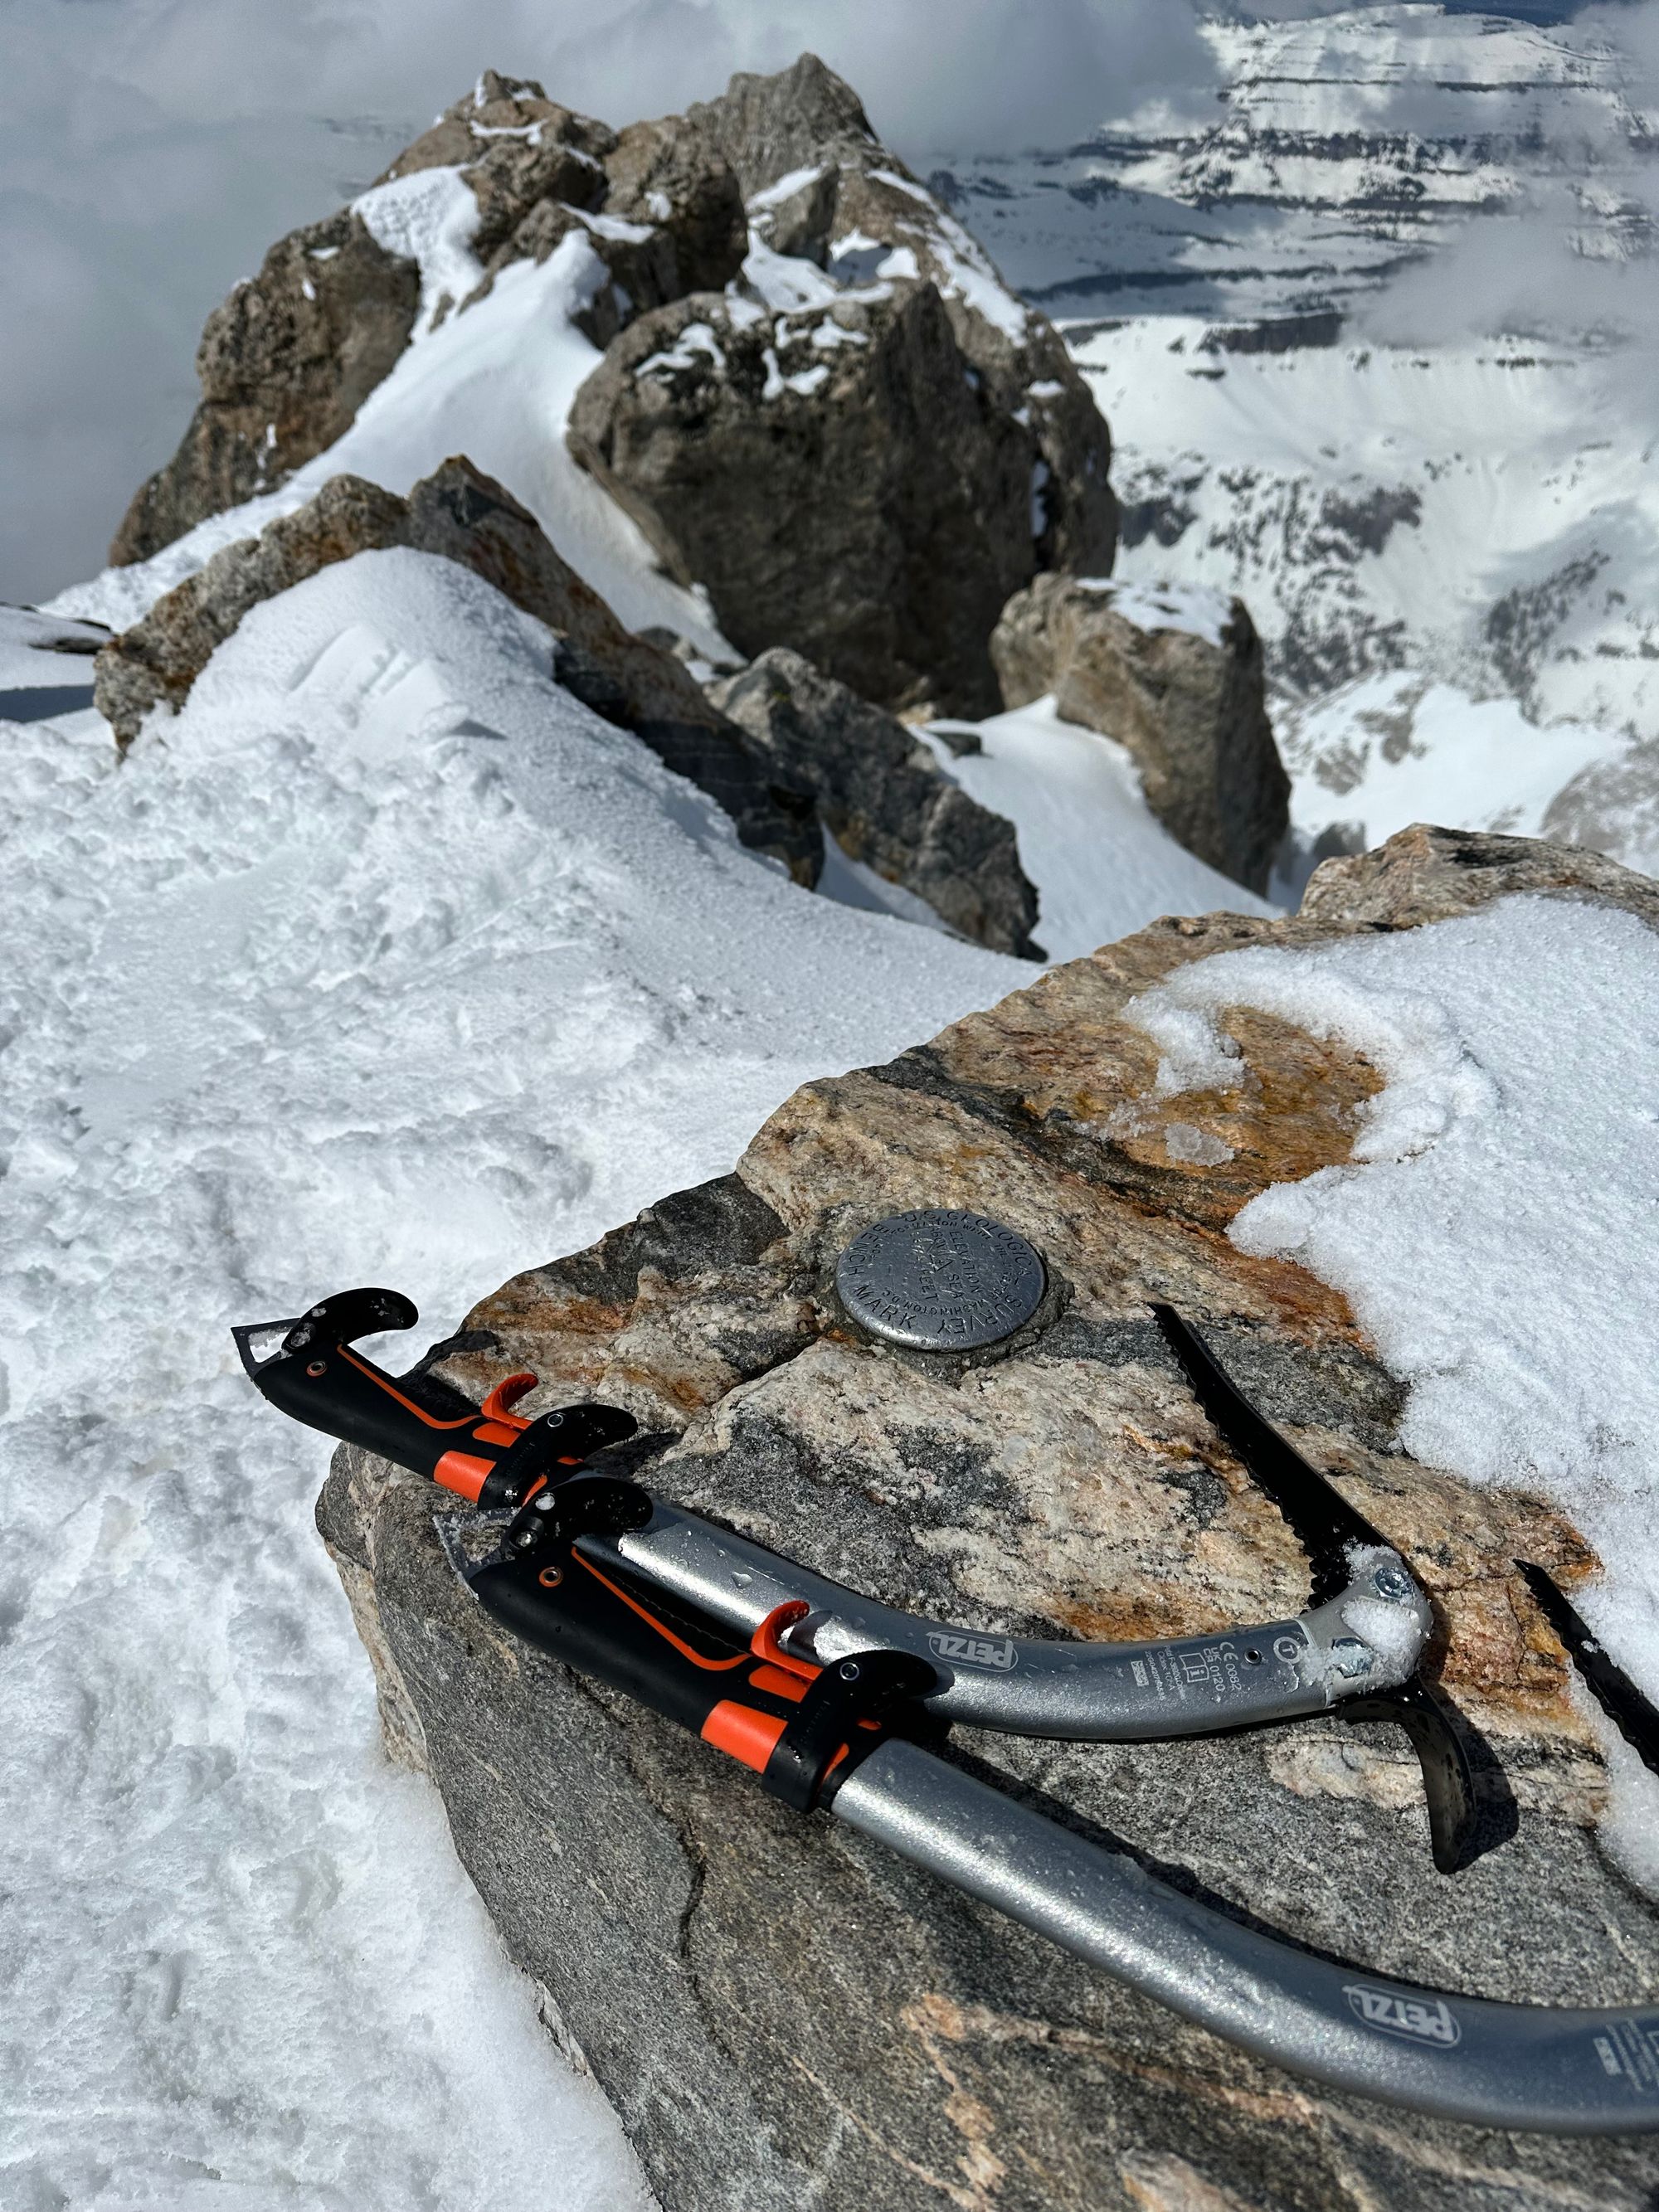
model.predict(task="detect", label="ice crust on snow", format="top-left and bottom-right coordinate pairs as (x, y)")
top-left (0, 546), bottom-right (1042, 2205)
top-left (1125, 895), bottom-right (1659, 1864)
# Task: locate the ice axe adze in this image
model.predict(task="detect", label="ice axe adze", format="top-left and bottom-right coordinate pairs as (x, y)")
top-left (235, 1288), bottom-right (1659, 2132)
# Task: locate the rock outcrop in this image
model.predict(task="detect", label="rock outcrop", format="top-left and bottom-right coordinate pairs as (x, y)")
top-left (109, 211), bottom-right (423, 568)
top-left (992, 576), bottom-right (1291, 895)
top-left (571, 284), bottom-right (1042, 718)
top-left (319, 825), bottom-right (1659, 2212)
top-left (712, 647), bottom-right (1042, 955)
top-left (569, 57), bottom-right (1117, 716)
top-left (689, 56), bottom-right (1116, 584)
top-left (111, 56), bottom-right (1117, 727)
top-left (96, 458), bottom-right (820, 881)
top-left (109, 71), bottom-right (743, 565)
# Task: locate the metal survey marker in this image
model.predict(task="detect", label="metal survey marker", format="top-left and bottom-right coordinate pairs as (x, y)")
top-left (834, 1208), bottom-right (1047, 1351)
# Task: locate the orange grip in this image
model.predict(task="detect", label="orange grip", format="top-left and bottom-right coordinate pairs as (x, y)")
top-left (701, 1701), bottom-right (789, 1772)
top-left (434, 1450), bottom-right (497, 1503)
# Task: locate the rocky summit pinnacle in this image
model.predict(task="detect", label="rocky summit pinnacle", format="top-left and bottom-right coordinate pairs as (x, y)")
top-left (322, 825), bottom-right (1659, 2212)
top-left (108, 55), bottom-right (1115, 726)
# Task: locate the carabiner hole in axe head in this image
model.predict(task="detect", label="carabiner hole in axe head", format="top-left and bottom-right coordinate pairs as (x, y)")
top-left (231, 1320), bottom-right (297, 1377)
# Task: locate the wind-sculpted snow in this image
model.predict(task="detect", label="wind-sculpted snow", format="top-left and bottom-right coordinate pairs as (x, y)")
top-left (0, 547), bottom-right (1034, 2205)
top-left (1127, 893), bottom-right (1659, 1879)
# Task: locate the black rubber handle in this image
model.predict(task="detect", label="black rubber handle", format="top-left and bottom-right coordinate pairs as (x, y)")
top-left (475, 1481), bottom-right (933, 1807)
top-left (233, 1286), bottom-right (635, 1505)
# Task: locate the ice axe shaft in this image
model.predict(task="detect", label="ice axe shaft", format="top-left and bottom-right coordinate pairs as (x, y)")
top-left (833, 1739), bottom-right (1659, 2134)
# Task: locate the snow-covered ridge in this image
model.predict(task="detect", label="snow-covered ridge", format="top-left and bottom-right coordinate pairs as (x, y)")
top-left (48, 232), bottom-right (730, 654)
top-left (0, 547), bottom-right (1038, 2205)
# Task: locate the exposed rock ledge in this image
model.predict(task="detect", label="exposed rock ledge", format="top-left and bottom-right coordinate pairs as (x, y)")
top-left (95, 456), bottom-right (820, 882)
top-left (319, 825), bottom-right (1659, 2212)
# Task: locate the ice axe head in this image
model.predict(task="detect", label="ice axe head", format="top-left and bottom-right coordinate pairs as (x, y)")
top-left (233, 1283), bottom-right (635, 1508)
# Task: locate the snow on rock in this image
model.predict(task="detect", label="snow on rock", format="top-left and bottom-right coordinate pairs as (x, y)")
top-left (325, 826), bottom-right (1652, 2210)
top-left (922, 697), bottom-right (1276, 961)
top-left (353, 164), bottom-right (486, 330)
top-left (0, 545), bottom-right (1028, 2205)
top-left (1073, 577), bottom-right (1233, 654)
top-left (567, 278), bottom-right (1054, 718)
top-left (1125, 891), bottom-right (1659, 1860)
top-left (51, 233), bottom-right (732, 661)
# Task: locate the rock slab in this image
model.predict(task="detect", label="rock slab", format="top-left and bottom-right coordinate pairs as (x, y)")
top-left (321, 826), bottom-right (1659, 2212)
top-left (992, 576), bottom-right (1291, 896)
top-left (712, 646), bottom-right (1042, 955)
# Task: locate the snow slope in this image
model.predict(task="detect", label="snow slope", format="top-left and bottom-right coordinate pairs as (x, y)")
top-left (0, 547), bottom-right (1039, 2207)
top-left (1127, 894), bottom-right (1659, 1876)
top-left (925, 697), bottom-right (1275, 960)
top-left (50, 193), bottom-right (732, 659)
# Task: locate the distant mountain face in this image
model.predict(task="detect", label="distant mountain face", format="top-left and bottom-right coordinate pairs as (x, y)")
top-left (1441, 2), bottom-right (1606, 19)
top-left (933, 2), bottom-right (1658, 880)
top-left (932, 3), bottom-right (1643, 324)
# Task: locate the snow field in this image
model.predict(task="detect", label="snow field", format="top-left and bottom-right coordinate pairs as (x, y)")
top-left (1126, 894), bottom-right (1659, 1870)
top-left (1073, 314), bottom-right (1659, 875)
top-left (923, 697), bottom-right (1275, 963)
top-left (0, 547), bottom-right (1033, 2206)
top-left (1276, 670), bottom-right (1631, 861)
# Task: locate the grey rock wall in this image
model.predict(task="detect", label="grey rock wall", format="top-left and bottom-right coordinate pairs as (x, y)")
top-left (993, 576), bottom-right (1291, 895)
top-left (712, 645), bottom-right (1043, 955)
